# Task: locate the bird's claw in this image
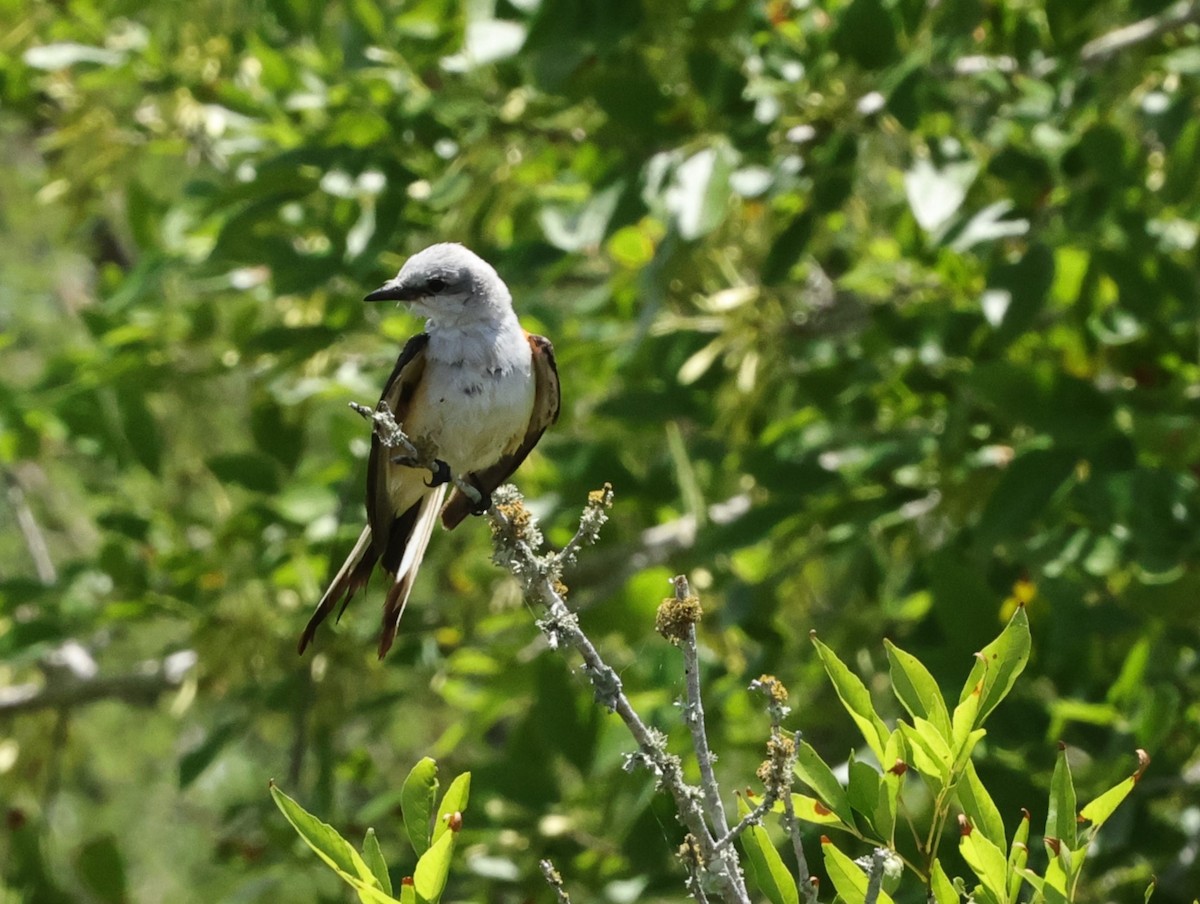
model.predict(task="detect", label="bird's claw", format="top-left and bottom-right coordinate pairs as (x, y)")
top-left (424, 459), bottom-right (452, 488)
top-left (470, 489), bottom-right (492, 515)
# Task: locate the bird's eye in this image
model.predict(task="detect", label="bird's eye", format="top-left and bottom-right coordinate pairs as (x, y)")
top-left (426, 277), bottom-right (447, 293)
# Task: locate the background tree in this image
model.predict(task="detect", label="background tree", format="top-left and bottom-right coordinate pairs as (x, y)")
top-left (2, 0), bottom-right (1198, 900)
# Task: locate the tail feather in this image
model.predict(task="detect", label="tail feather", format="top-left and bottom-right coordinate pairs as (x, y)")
top-left (377, 485), bottom-right (446, 658)
top-left (298, 526), bottom-right (376, 655)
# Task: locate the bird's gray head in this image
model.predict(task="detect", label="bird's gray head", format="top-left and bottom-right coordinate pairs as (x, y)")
top-left (364, 243), bottom-right (513, 325)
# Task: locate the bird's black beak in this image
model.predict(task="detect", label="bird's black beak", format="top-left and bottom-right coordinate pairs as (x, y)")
top-left (364, 280), bottom-right (418, 302)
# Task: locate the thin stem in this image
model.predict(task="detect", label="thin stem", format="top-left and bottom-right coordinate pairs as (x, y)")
top-left (539, 859), bottom-right (572, 904)
top-left (713, 791), bottom-right (777, 851)
top-left (676, 577), bottom-right (729, 838)
top-left (1081, 0), bottom-right (1200, 65)
top-left (358, 403), bottom-right (752, 902)
top-left (781, 791), bottom-right (817, 904)
top-left (863, 848), bottom-right (889, 904)
top-left (4, 469), bottom-right (57, 585)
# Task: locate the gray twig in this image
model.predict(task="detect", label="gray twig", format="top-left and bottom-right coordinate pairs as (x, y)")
top-left (4, 469), bottom-right (57, 585)
top-left (359, 403), bottom-right (751, 902)
top-left (675, 576), bottom-right (730, 839)
top-left (539, 859), bottom-right (572, 904)
top-left (713, 791), bottom-right (776, 852)
top-left (864, 847), bottom-right (889, 904)
top-left (782, 789), bottom-right (817, 904)
top-left (0, 649), bottom-right (197, 715)
top-left (1081, 0), bottom-right (1200, 65)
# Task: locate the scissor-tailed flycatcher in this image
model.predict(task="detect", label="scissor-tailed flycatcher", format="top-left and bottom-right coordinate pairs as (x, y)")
top-left (298, 243), bottom-right (560, 658)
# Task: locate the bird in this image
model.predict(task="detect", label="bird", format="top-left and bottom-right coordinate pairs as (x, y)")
top-left (298, 243), bottom-right (560, 658)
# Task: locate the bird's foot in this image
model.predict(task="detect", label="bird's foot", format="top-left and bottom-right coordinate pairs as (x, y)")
top-left (424, 459), bottom-right (452, 488)
top-left (469, 488), bottom-right (492, 515)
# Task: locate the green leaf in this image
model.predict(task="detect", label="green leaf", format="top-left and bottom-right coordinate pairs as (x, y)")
top-left (74, 835), bottom-right (127, 904)
top-left (270, 784), bottom-right (391, 901)
top-left (975, 448), bottom-right (1076, 547)
top-left (957, 606), bottom-right (1031, 732)
top-left (951, 728), bottom-right (988, 776)
top-left (812, 633), bottom-right (890, 763)
top-left (431, 771), bottom-right (470, 847)
top-left (667, 143), bottom-right (737, 241)
top-left (178, 723), bottom-right (238, 788)
top-left (116, 385), bottom-right (162, 474)
top-left (1007, 809), bottom-right (1030, 904)
top-left (956, 761), bottom-right (1006, 851)
top-left (929, 859), bottom-right (959, 904)
top-left (847, 757), bottom-right (882, 828)
top-left (737, 796), bottom-right (799, 904)
top-left (897, 720), bottom-right (951, 784)
top-left (833, 0), bottom-right (898, 70)
top-left (847, 752), bottom-right (897, 845)
top-left (412, 829), bottom-right (455, 904)
top-left (1042, 851), bottom-right (1070, 903)
top-left (401, 758), bottom-right (439, 857)
top-left (1046, 745), bottom-right (1078, 850)
top-left (904, 159), bottom-right (978, 234)
top-left (820, 840), bottom-right (895, 904)
top-left (363, 829), bottom-right (393, 898)
top-left (885, 639), bottom-right (952, 740)
top-left (1079, 750), bottom-right (1147, 833)
top-left (959, 824), bottom-right (1008, 904)
top-left (793, 741), bottom-right (856, 828)
top-left (776, 793), bottom-right (848, 827)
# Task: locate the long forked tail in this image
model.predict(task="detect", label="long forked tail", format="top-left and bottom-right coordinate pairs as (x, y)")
top-left (298, 526), bottom-right (377, 654)
top-left (377, 484), bottom-right (447, 659)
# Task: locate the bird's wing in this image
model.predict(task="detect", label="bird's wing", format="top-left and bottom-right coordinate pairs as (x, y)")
top-left (297, 333), bottom-right (431, 655)
top-left (367, 332), bottom-right (431, 551)
top-left (297, 525), bottom-right (375, 654)
top-left (377, 483), bottom-right (447, 658)
top-left (441, 332), bottom-right (560, 529)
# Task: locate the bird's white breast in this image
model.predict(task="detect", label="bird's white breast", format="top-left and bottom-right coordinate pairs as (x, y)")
top-left (400, 317), bottom-right (535, 478)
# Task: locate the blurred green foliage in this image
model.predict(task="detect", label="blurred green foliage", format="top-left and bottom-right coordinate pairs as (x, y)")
top-left (1, 0), bottom-right (1199, 900)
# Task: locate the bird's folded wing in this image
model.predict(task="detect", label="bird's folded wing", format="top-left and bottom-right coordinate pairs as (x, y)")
top-left (367, 332), bottom-right (431, 550)
top-left (441, 333), bottom-right (560, 529)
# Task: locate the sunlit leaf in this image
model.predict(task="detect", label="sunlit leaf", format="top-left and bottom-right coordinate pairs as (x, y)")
top-left (821, 839), bottom-right (895, 904)
top-left (793, 741), bottom-right (856, 828)
top-left (401, 758), bottom-right (439, 857)
top-left (363, 829), bottom-right (393, 898)
top-left (737, 797), bottom-right (799, 904)
top-left (811, 633), bottom-right (890, 763)
top-left (1046, 744), bottom-right (1078, 850)
top-left (957, 606), bottom-right (1031, 732)
top-left (431, 772), bottom-right (470, 847)
top-left (885, 639), bottom-right (951, 740)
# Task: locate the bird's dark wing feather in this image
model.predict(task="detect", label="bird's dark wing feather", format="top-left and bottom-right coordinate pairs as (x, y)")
top-left (367, 333), bottom-right (431, 550)
top-left (297, 332), bottom-right (430, 654)
top-left (441, 333), bottom-right (560, 529)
